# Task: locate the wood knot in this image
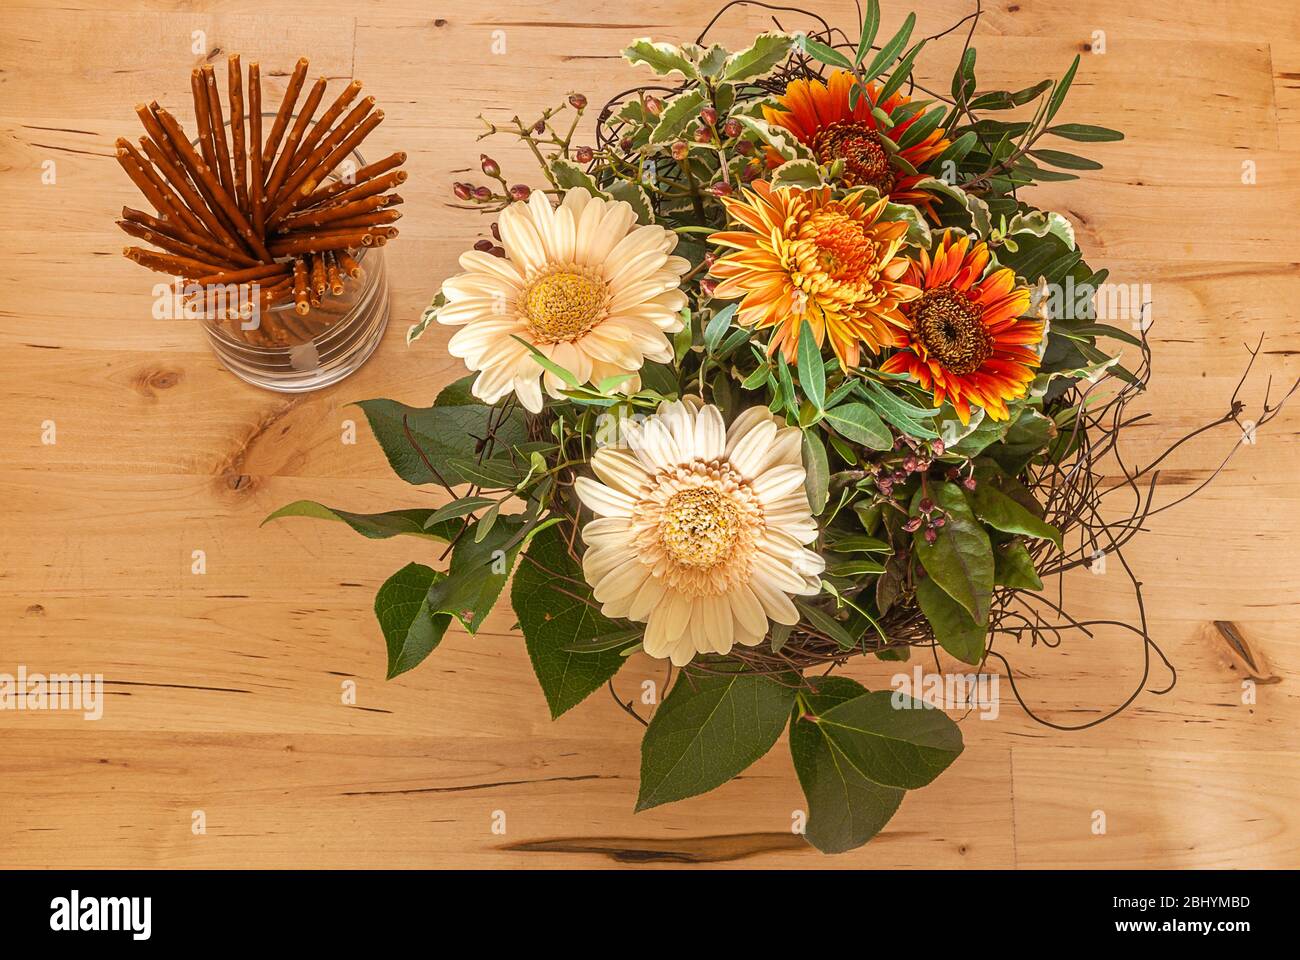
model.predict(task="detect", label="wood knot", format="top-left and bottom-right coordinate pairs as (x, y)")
top-left (133, 367), bottom-right (183, 397)
top-left (25, 603), bottom-right (45, 616)
top-left (224, 472), bottom-right (256, 493)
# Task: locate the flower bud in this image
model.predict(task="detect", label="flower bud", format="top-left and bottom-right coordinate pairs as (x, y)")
top-left (932, 516), bottom-right (947, 528)
top-left (619, 136), bottom-right (634, 152)
top-left (903, 455), bottom-right (919, 472)
top-left (509, 184), bottom-right (531, 202)
top-left (703, 251), bottom-right (718, 267)
top-left (568, 93), bottom-right (588, 110)
top-left (723, 118), bottom-right (742, 139)
top-left (699, 278), bottom-right (718, 298)
top-left (903, 517), bottom-right (923, 533)
top-left (924, 527), bottom-right (938, 544)
top-left (473, 238), bottom-right (494, 252)
top-left (473, 185), bottom-right (492, 201)
top-left (490, 222), bottom-right (501, 241)
top-left (533, 120), bottom-right (546, 134)
top-left (931, 438), bottom-right (946, 456)
top-left (453, 182), bottom-right (472, 201)
top-left (735, 139), bottom-right (755, 156)
top-left (489, 245), bottom-right (506, 258)
top-left (700, 106), bottom-right (718, 126)
top-left (644, 96), bottom-right (664, 117)
top-left (693, 125), bottom-right (713, 144)
top-left (574, 146), bottom-right (594, 164)
top-left (741, 164), bottom-right (760, 182)
top-left (919, 497), bottom-right (934, 514)
top-left (708, 182), bottom-right (733, 197)
top-left (670, 141), bottom-right (689, 161)
top-left (963, 476), bottom-right (977, 491)
top-left (480, 154), bottom-right (500, 178)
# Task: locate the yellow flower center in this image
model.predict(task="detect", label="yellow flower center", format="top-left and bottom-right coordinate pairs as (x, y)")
top-left (812, 121), bottom-right (897, 195)
top-left (659, 487), bottom-right (741, 568)
top-left (521, 266), bottom-right (607, 343)
top-left (911, 287), bottom-right (993, 375)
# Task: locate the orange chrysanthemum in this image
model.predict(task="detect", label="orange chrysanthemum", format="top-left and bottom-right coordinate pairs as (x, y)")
top-left (881, 233), bottom-right (1042, 423)
top-left (709, 181), bottom-right (920, 368)
top-left (763, 71), bottom-right (950, 218)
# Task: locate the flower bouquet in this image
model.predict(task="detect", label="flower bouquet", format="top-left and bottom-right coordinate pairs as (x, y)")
top-left (267, 3), bottom-right (1286, 853)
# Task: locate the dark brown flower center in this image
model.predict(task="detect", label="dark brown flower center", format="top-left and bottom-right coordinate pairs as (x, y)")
top-left (811, 120), bottom-right (896, 195)
top-left (910, 287), bottom-right (992, 375)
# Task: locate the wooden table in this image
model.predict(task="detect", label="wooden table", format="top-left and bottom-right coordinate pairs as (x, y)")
top-left (2, 0), bottom-right (1297, 869)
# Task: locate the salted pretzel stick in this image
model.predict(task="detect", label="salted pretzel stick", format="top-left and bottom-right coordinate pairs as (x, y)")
top-left (324, 252), bottom-right (345, 295)
top-left (310, 252), bottom-right (328, 296)
top-left (283, 153), bottom-right (405, 216)
top-left (195, 261), bottom-right (292, 286)
top-left (154, 107), bottom-right (273, 262)
top-left (190, 70), bottom-right (220, 179)
top-left (121, 206), bottom-right (257, 267)
top-left (116, 219), bottom-right (238, 269)
top-left (124, 245), bottom-right (227, 279)
top-left (269, 231), bottom-right (379, 257)
top-left (319, 209), bottom-right (403, 231)
top-left (289, 168), bottom-right (406, 220)
top-left (292, 258), bottom-right (310, 315)
top-left (248, 62), bottom-right (265, 237)
top-left (134, 132), bottom-right (248, 256)
top-left (228, 55), bottom-right (249, 215)
top-left (114, 139), bottom-right (193, 231)
top-left (264, 77), bottom-right (327, 209)
top-left (273, 99), bottom-right (377, 208)
top-left (131, 136), bottom-right (220, 240)
top-left (134, 103), bottom-right (182, 171)
top-left (292, 80), bottom-right (362, 170)
top-left (276, 192), bottom-right (396, 231)
top-left (262, 57), bottom-right (309, 170)
top-left (202, 65), bottom-right (236, 197)
top-left (336, 250), bottom-right (362, 279)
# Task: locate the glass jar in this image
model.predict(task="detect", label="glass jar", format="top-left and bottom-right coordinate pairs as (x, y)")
top-left (194, 115), bottom-right (390, 392)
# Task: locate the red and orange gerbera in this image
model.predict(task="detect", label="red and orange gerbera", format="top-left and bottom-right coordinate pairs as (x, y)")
top-left (709, 181), bottom-right (919, 368)
top-left (763, 71), bottom-right (950, 218)
top-left (882, 233), bottom-right (1043, 423)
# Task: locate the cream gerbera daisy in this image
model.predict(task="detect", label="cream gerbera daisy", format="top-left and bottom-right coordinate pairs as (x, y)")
top-left (574, 399), bottom-right (825, 666)
top-left (437, 188), bottom-right (691, 413)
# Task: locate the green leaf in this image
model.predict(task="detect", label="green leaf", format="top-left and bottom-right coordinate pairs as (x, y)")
top-left (852, 0), bottom-right (881, 62)
top-left (703, 303), bottom-right (737, 352)
top-left (801, 430), bottom-right (829, 515)
top-left (769, 157), bottom-right (823, 190)
top-left (623, 38), bottom-right (698, 79)
top-left (511, 523), bottom-right (627, 718)
top-left (445, 455), bottom-right (525, 490)
top-left (425, 514), bottom-right (532, 634)
top-left (794, 598), bottom-right (858, 648)
top-left (1029, 148), bottom-right (1102, 171)
top-left (796, 320), bottom-right (826, 409)
top-left (407, 292), bottom-right (443, 345)
top-left (1046, 55), bottom-right (1080, 124)
top-left (732, 115), bottom-right (815, 163)
top-left (423, 496), bottom-right (496, 527)
top-left (862, 12), bottom-right (915, 81)
top-left (375, 562), bottom-right (452, 679)
top-left (603, 180), bottom-right (655, 224)
top-left (355, 379), bottom-right (526, 488)
top-left (911, 481), bottom-right (993, 624)
top-left (969, 483), bottom-right (1062, 548)
top-left (876, 40), bottom-right (926, 104)
top-left (637, 670), bottom-right (798, 811)
top-left (826, 534), bottom-right (892, 554)
top-left (722, 32), bottom-right (797, 82)
top-left (824, 402), bottom-right (892, 449)
top-left (790, 677), bottom-right (906, 854)
top-left (548, 157), bottom-right (602, 193)
top-left (916, 575), bottom-right (986, 664)
top-left (994, 539), bottom-right (1044, 590)
top-left (649, 89), bottom-right (706, 144)
top-left (1046, 123), bottom-right (1124, 143)
top-left (894, 103), bottom-right (944, 151)
top-left (814, 690), bottom-right (964, 789)
top-left (263, 500), bottom-right (459, 541)
top-left (800, 36), bottom-right (853, 70)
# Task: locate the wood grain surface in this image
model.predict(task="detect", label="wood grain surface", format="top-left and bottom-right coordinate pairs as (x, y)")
top-left (1, 0), bottom-right (1297, 869)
